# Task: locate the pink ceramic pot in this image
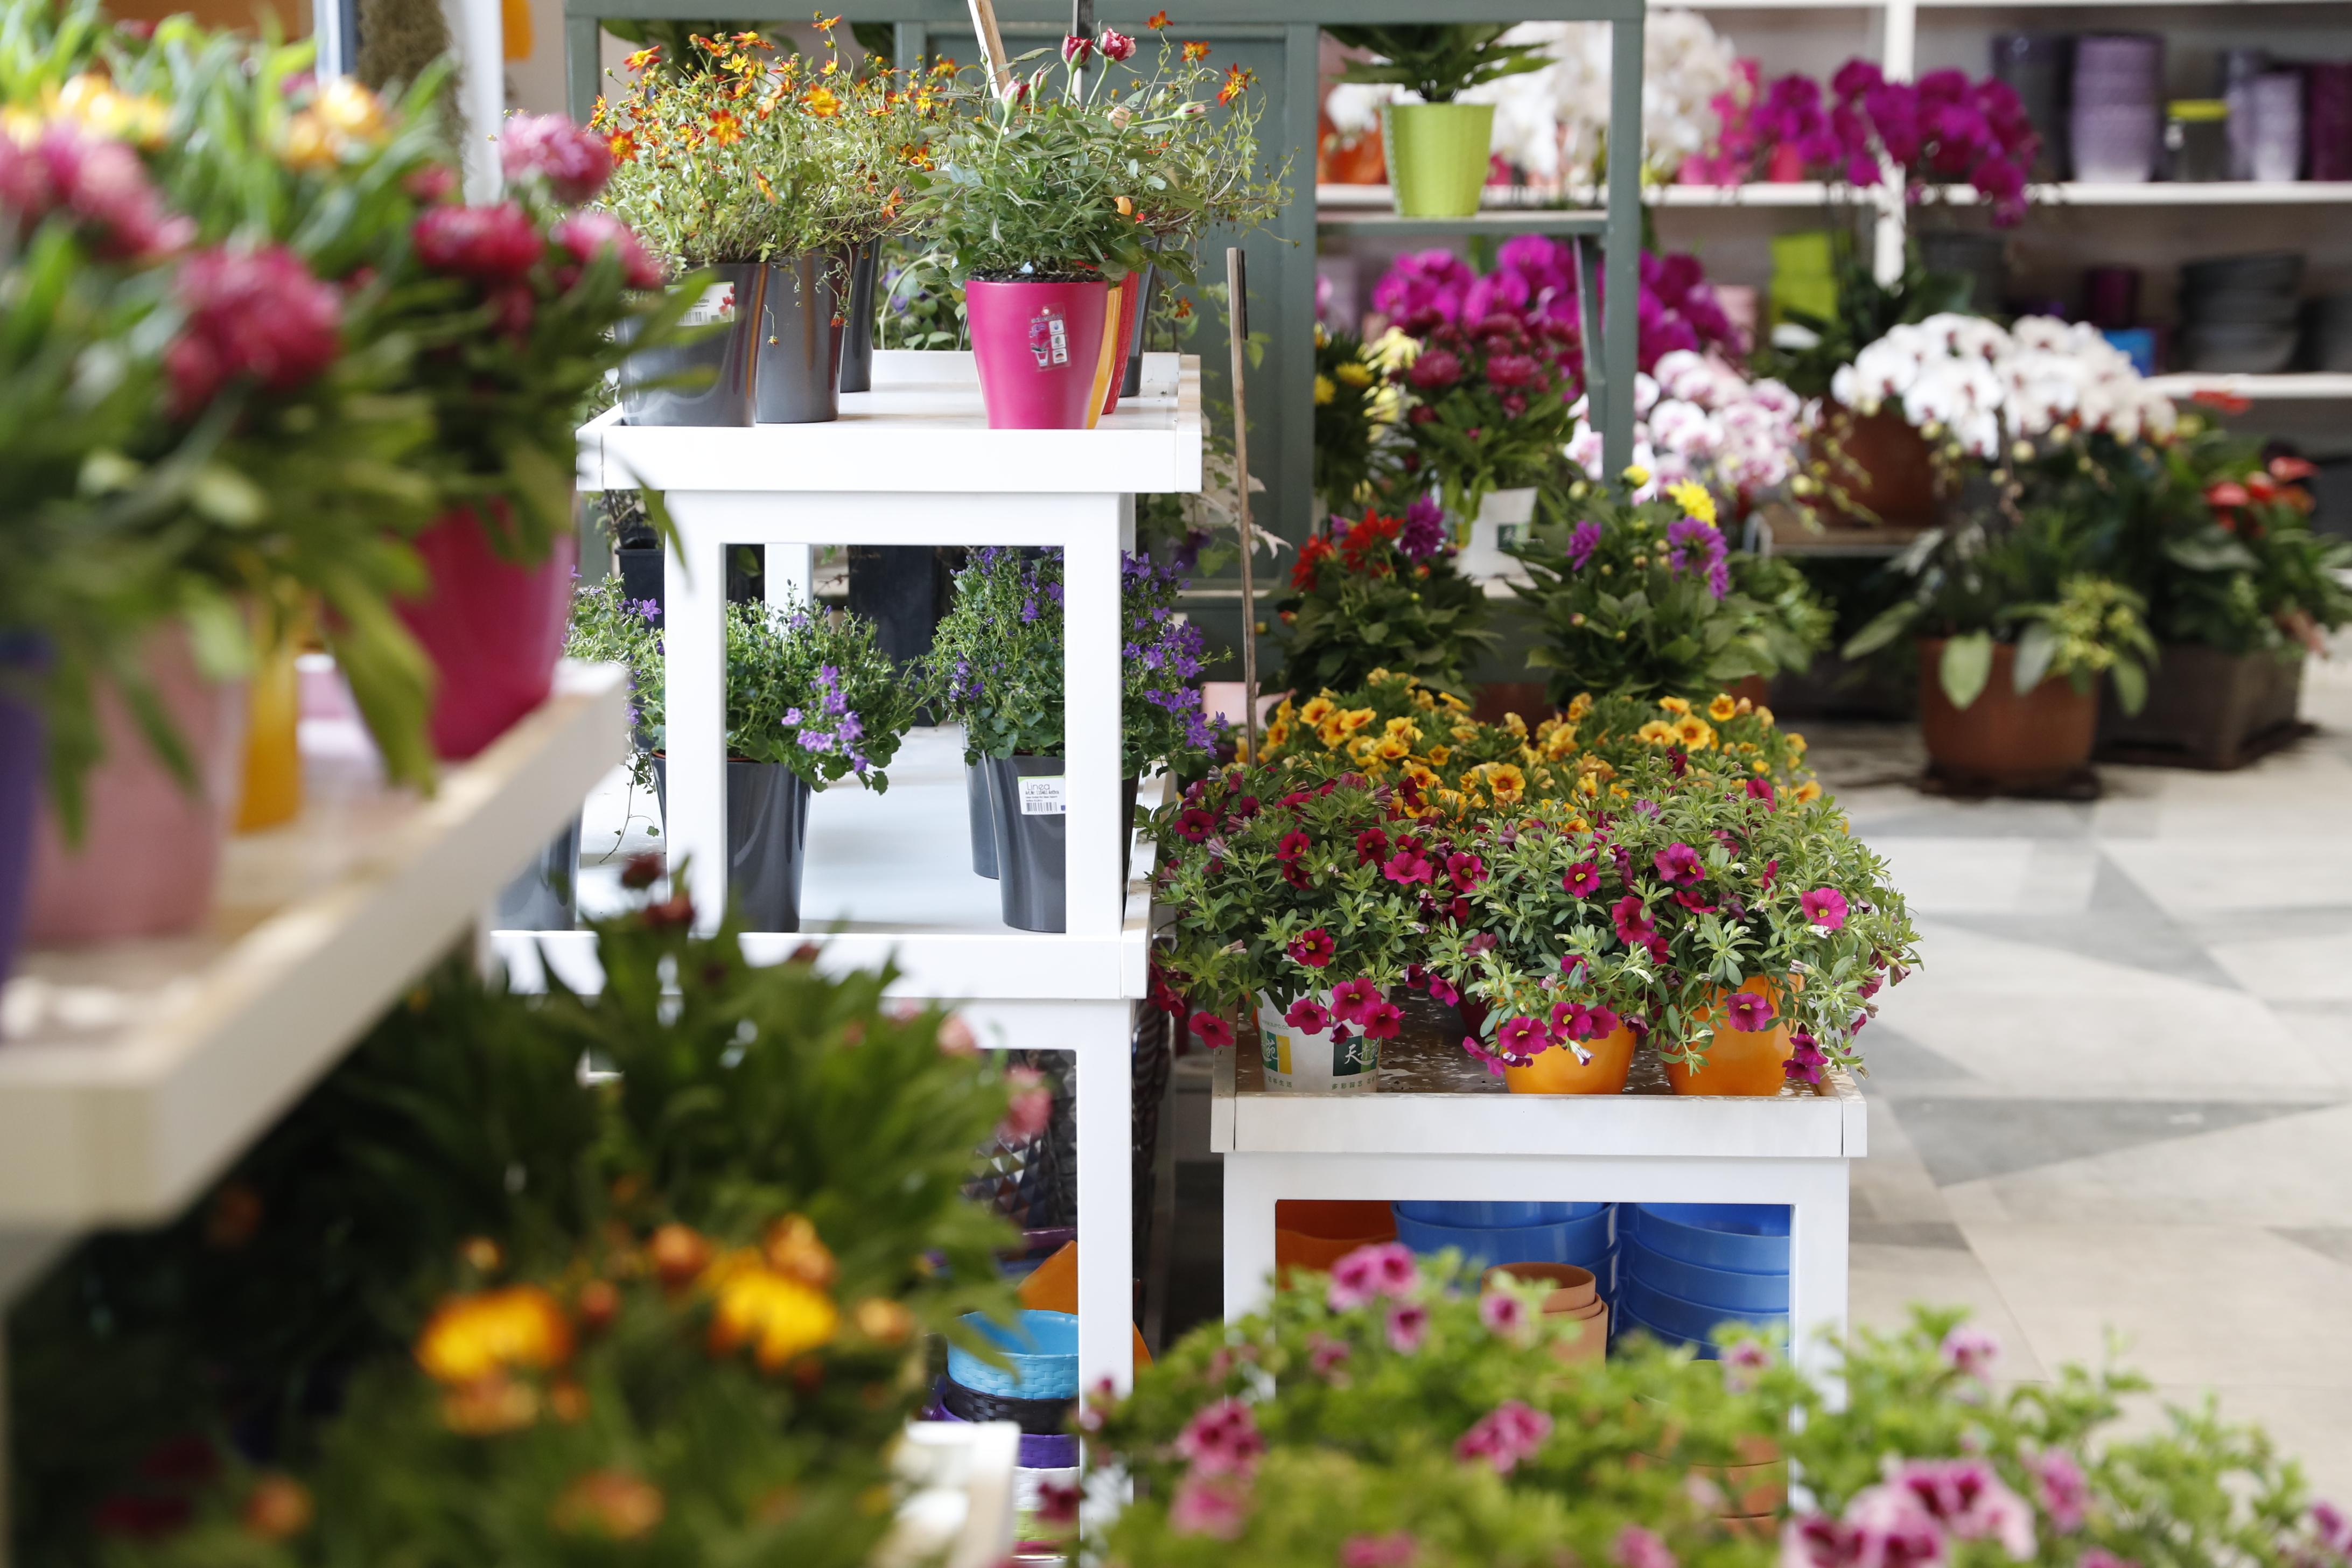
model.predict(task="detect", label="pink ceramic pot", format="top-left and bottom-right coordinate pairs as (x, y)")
top-left (966, 277), bottom-right (1112, 430)
top-left (395, 504), bottom-right (579, 760)
top-left (26, 626), bottom-right (250, 945)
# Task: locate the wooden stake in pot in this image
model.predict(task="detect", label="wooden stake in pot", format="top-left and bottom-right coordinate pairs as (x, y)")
top-left (1226, 244), bottom-right (1259, 761)
top-left (965, 0), bottom-right (1013, 100)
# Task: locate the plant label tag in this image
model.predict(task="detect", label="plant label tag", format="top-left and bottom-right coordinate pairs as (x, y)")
top-left (1496, 522), bottom-right (1527, 551)
top-left (683, 283), bottom-right (736, 326)
top-left (1027, 307), bottom-right (1070, 368)
top-left (1018, 776), bottom-right (1067, 815)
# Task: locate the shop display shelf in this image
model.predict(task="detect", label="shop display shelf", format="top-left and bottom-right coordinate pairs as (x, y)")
top-left (2148, 373), bottom-right (2352, 401)
top-left (0, 661), bottom-right (628, 1239)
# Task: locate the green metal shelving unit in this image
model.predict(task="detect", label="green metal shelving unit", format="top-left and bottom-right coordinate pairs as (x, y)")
top-left (564, 2), bottom-right (1645, 618)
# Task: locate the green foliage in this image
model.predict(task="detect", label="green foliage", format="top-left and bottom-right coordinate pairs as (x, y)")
top-left (1325, 25), bottom-right (1551, 103)
top-left (1510, 482), bottom-right (1802, 703)
top-left (1276, 510), bottom-right (1495, 697)
top-left (10, 890), bottom-right (1020, 1568)
top-left (1731, 553), bottom-right (1836, 684)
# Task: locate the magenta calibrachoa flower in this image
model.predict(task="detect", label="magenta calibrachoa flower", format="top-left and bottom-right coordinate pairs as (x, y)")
top-left (1283, 996), bottom-right (1332, 1035)
top-left (1801, 886), bottom-right (1850, 931)
top-left (1941, 1322), bottom-right (2000, 1379)
top-left (1385, 1301), bottom-right (1430, 1353)
top-left (1724, 990), bottom-right (1777, 1033)
top-left (1326, 1242), bottom-right (1418, 1312)
top-left (1189, 1010), bottom-right (1234, 1049)
top-left (1453, 1400), bottom-right (1552, 1475)
top-left (1329, 977), bottom-right (1383, 1025)
top-left (1174, 1398), bottom-right (1265, 1477)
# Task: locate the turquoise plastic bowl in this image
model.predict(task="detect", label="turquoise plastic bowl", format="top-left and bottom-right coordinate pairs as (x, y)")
top-left (1391, 1207), bottom-right (1613, 1273)
top-left (948, 1310), bottom-right (1080, 1400)
top-left (1621, 1234), bottom-right (1789, 1314)
top-left (1625, 1203), bottom-right (1790, 1274)
top-left (1620, 1274), bottom-right (1787, 1348)
top-left (1391, 1200), bottom-right (1609, 1228)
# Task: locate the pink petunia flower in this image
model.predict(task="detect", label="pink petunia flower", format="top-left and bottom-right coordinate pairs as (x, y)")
top-left (1329, 977), bottom-right (1382, 1025)
top-left (1385, 1300), bottom-right (1429, 1353)
top-left (1724, 990), bottom-right (1777, 1033)
top-left (2026, 1450), bottom-right (2088, 1534)
top-left (1289, 928), bottom-right (1336, 968)
top-left (1189, 1010), bottom-right (1234, 1049)
top-left (1384, 847), bottom-right (1435, 886)
top-left (1360, 1000), bottom-right (1403, 1041)
top-left (1445, 851), bottom-right (1485, 891)
top-left (1168, 1472), bottom-right (1249, 1539)
top-left (1327, 1242), bottom-right (1418, 1311)
top-left (1283, 996), bottom-right (1332, 1035)
top-left (1653, 842), bottom-right (1705, 886)
top-left (1888, 1458), bottom-right (2036, 1559)
top-left (1174, 1397), bottom-right (1265, 1477)
top-left (1562, 860), bottom-right (1602, 897)
top-left (1612, 895), bottom-right (1657, 946)
top-left (1801, 887), bottom-right (1850, 931)
top-left (1478, 1289), bottom-right (1528, 1336)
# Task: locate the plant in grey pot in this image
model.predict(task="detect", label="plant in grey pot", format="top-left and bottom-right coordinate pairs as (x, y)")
top-left (929, 549), bottom-right (1221, 932)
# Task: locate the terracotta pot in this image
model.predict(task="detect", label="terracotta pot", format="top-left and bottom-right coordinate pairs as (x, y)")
top-left (1918, 638), bottom-right (2096, 790)
top-left (395, 505), bottom-right (579, 761)
top-left (1665, 977), bottom-right (1795, 1097)
top-left (1480, 1261), bottom-right (1597, 1312)
top-left (26, 626), bottom-right (249, 944)
top-left (1472, 681), bottom-right (1552, 726)
top-left (1809, 405), bottom-right (1937, 528)
top-left (1274, 1200), bottom-right (1396, 1288)
top-left (1504, 1025), bottom-right (1637, 1095)
top-left (1726, 674), bottom-right (1770, 710)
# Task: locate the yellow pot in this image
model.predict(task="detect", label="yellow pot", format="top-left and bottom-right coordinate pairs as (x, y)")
top-left (234, 615), bottom-right (305, 832)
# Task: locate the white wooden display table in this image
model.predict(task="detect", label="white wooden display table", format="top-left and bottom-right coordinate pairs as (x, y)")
top-left (552, 351), bottom-right (1205, 1403)
top-left (0, 662), bottom-right (628, 1293)
top-left (1213, 1032), bottom-right (1866, 1378)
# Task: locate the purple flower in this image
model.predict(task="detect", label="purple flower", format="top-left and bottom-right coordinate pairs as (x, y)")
top-left (1663, 516), bottom-right (1728, 597)
top-left (1785, 1032), bottom-right (1828, 1086)
top-left (1566, 519), bottom-right (1604, 571)
top-left (1399, 494), bottom-right (1450, 561)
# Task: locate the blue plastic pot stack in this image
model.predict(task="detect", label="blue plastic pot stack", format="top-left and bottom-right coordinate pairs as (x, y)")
top-left (936, 1310), bottom-right (1081, 1555)
top-left (1616, 1203), bottom-right (1791, 1359)
top-left (1389, 1201), bottom-right (1618, 1292)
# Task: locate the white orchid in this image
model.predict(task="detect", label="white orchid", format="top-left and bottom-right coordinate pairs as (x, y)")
top-left (1455, 11), bottom-right (1733, 186)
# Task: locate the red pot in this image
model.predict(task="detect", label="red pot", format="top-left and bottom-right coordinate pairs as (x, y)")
top-left (395, 505), bottom-right (578, 760)
top-left (1100, 270), bottom-right (1144, 418)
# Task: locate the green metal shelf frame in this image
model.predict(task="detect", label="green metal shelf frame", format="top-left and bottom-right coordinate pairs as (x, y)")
top-left (564, 1), bottom-right (1646, 542)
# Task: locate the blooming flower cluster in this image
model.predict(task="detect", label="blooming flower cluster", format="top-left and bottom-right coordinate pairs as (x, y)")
top-left (780, 660), bottom-right (872, 775)
top-left (1462, 12), bottom-right (1737, 185)
top-left (1829, 313), bottom-right (2178, 462)
top-left (0, 121), bottom-right (192, 261)
top-left (1566, 350), bottom-right (1804, 512)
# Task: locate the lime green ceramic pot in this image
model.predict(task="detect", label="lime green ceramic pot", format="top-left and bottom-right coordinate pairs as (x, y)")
top-left (1382, 102), bottom-right (1495, 218)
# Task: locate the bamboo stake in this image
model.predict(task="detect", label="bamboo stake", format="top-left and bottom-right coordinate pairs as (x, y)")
top-left (1225, 245), bottom-right (1259, 763)
top-left (965, 0), bottom-right (1013, 100)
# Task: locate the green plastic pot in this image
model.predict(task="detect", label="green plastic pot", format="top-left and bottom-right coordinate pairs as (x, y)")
top-left (1382, 102), bottom-right (1495, 218)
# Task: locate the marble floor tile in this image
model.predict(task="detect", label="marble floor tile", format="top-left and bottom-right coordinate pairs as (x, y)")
top-left (2204, 927), bottom-right (2352, 1003)
top-left (1958, 1220), bottom-right (2352, 1391)
top-left (1889, 1098), bottom-right (2324, 1188)
top-left (1850, 1100), bottom-right (1961, 1225)
top-left (2104, 839), bottom-right (2352, 916)
top-left (1849, 1241), bottom-right (2049, 1383)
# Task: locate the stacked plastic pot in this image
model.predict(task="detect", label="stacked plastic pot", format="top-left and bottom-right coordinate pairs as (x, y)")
top-left (1615, 1203), bottom-right (1791, 1359)
top-left (1390, 1201), bottom-right (1613, 1362)
top-left (934, 1310), bottom-right (1078, 1558)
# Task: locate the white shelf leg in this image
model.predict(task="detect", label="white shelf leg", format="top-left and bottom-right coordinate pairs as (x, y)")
top-left (1062, 502), bottom-right (1123, 941)
top-left (1221, 1153), bottom-right (1279, 1321)
top-left (1787, 1159), bottom-right (1852, 1395)
top-left (664, 498), bottom-right (731, 935)
top-left (1073, 1000), bottom-right (1136, 1399)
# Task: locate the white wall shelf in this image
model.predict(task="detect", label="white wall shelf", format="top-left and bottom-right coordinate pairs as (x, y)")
top-left (0, 661), bottom-right (628, 1236)
top-left (2147, 372), bottom-right (2352, 400)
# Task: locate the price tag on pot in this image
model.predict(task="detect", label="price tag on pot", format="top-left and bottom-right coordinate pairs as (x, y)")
top-left (1018, 776), bottom-right (1067, 816)
top-left (682, 282), bottom-right (737, 326)
top-left (1027, 307), bottom-right (1070, 368)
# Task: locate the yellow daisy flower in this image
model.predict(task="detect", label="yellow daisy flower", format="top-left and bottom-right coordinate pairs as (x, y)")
top-left (1298, 696), bottom-right (1336, 727)
top-left (1665, 480), bottom-right (1718, 526)
top-left (1313, 374), bottom-right (1336, 406)
top-left (1334, 360), bottom-right (1373, 388)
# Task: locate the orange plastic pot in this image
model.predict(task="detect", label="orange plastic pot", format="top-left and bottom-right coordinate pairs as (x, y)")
top-left (1274, 1200), bottom-right (1396, 1290)
top-left (1504, 1025), bottom-right (1636, 1095)
top-left (1665, 978), bottom-right (1795, 1097)
top-left (1481, 1262), bottom-right (1608, 1363)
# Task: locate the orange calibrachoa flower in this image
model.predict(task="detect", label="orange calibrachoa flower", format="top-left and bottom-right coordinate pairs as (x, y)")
top-left (608, 129), bottom-right (638, 163)
top-left (416, 1286), bottom-right (575, 1384)
top-left (804, 84), bottom-right (842, 117)
top-left (707, 109), bottom-right (744, 145)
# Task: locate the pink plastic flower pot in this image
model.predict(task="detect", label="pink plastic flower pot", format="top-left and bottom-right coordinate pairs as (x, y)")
top-left (396, 505), bottom-right (579, 760)
top-left (966, 277), bottom-right (1112, 430)
top-left (26, 625), bottom-right (250, 945)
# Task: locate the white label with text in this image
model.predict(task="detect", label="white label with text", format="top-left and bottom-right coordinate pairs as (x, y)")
top-left (1019, 776), bottom-right (1068, 816)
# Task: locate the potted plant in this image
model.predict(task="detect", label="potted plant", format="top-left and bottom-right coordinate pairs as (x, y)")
top-left (1324, 26), bottom-right (1550, 216)
top-left (391, 110), bottom-right (685, 759)
top-left (1509, 478), bottom-right (1825, 707)
top-left (2082, 425), bottom-right (2352, 768)
top-left (915, 22), bottom-right (1278, 429)
top-left (1276, 503), bottom-right (1495, 700)
top-left (1832, 316), bottom-right (2178, 790)
top-left (1310, 322), bottom-right (1401, 522)
top-left (632, 598), bottom-right (918, 932)
top-left (594, 40), bottom-right (785, 426)
top-left (930, 548), bottom-right (1221, 930)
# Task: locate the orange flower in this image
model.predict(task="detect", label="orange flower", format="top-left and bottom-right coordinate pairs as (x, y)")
top-left (607, 129), bottom-right (638, 163)
top-left (755, 168), bottom-right (778, 201)
top-left (814, 11), bottom-right (842, 26)
top-left (624, 45), bottom-right (661, 71)
top-left (416, 1286), bottom-right (573, 1384)
top-left (708, 109), bottom-right (743, 145)
top-left (1217, 62), bottom-right (1255, 104)
top-left (551, 1471), bottom-right (666, 1540)
top-left (1146, 8), bottom-right (1170, 26)
top-left (804, 84), bottom-right (841, 116)
top-left (1181, 40), bottom-right (1209, 62)
top-left (1115, 194), bottom-right (1133, 216)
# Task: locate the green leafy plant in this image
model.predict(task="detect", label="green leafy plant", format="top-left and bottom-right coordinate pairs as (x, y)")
top-left (1311, 323), bottom-right (1400, 516)
top-left (563, 575), bottom-right (663, 786)
top-left (1324, 25), bottom-right (1551, 103)
top-left (1276, 505), bottom-right (1496, 697)
top-left (9, 883), bottom-right (1027, 1568)
top-left (1510, 480), bottom-right (1811, 703)
top-left (928, 547), bottom-right (1222, 776)
top-left (591, 38), bottom-right (791, 268)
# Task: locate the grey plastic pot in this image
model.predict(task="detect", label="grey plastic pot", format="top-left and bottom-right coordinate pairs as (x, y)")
top-left (619, 263), bottom-right (765, 427)
top-left (1121, 264), bottom-right (1157, 398)
top-left (650, 757), bottom-right (813, 931)
top-left (982, 756), bottom-right (1137, 934)
top-left (492, 814), bottom-right (582, 930)
top-left (755, 253), bottom-right (842, 424)
top-left (838, 239), bottom-right (879, 394)
top-left (967, 760), bottom-right (998, 879)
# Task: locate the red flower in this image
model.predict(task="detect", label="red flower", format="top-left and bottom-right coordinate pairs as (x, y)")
top-left (1287, 928), bottom-right (1336, 967)
top-left (554, 211), bottom-right (664, 290)
top-left (2189, 389), bottom-right (2252, 415)
top-left (2270, 454), bottom-right (2318, 481)
top-left (1290, 534), bottom-right (1335, 590)
top-left (1284, 996), bottom-right (1332, 1034)
top-left (1060, 33), bottom-right (1092, 65)
top-left (405, 163), bottom-right (459, 204)
top-left (1652, 842), bottom-right (1704, 886)
top-left (165, 244), bottom-right (342, 416)
top-left (1174, 807), bottom-right (1215, 841)
top-left (1485, 352), bottom-right (1541, 389)
top-left (1360, 1000), bottom-right (1402, 1040)
top-left (1329, 977), bottom-right (1381, 1024)
top-left (499, 113), bottom-right (614, 204)
top-left (1445, 851), bottom-right (1485, 891)
top-left (1562, 860), bottom-right (1601, 897)
top-left (1355, 827), bottom-right (1390, 865)
top-left (1383, 847), bottom-right (1434, 886)
top-left (1406, 348), bottom-right (1461, 389)
top-left (1276, 830), bottom-right (1311, 863)
top-left (1097, 26), bottom-right (1136, 60)
top-left (1145, 9), bottom-right (1170, 28)
top-left (1611, 895), bottom-right (1656, 946)
top-left (414, 201), bottom-right (544, 285)
top-left (1189, 1010), bottom-right (1234, 1049)
top-left (2204, 479), bottom-right (2251, 510)
top-left (1216, 63), bottom-right (1255, 106)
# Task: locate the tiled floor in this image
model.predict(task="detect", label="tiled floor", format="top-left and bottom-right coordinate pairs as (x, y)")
top-left (1817, 653), bottom-right (2352, 1495)
top-left (1157, 652), bottom-right (2352, 1493)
